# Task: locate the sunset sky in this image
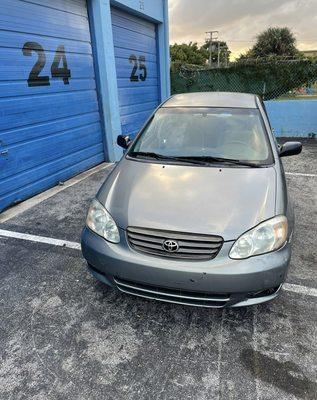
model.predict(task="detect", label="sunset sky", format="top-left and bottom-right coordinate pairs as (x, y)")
top-left (168, 0), bottom-right (317, 59)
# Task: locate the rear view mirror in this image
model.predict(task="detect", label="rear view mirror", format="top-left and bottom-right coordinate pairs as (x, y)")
top-left (117, 135), bottom-right (131, 149)
top-left (279, 141), bottom-right (302, 157)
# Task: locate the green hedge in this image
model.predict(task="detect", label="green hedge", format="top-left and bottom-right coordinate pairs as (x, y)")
top-left (171, 60), bottom-right (317, 100)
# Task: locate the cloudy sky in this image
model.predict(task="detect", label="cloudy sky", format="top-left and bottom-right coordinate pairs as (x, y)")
top-left (168, 0), bottom-right (317, 59)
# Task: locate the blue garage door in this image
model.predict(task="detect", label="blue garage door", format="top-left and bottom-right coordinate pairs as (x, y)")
top-left (111, 7), bottom-right (160, 138)
top-left (0, 0), bottom-right (105, 212)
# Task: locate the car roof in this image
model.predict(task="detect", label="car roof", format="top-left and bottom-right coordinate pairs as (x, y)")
top-left (162, 92), bottom-right (258, 109)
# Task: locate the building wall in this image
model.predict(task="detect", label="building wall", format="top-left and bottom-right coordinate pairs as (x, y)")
top-left (265, 100), bottom-right (317, 138)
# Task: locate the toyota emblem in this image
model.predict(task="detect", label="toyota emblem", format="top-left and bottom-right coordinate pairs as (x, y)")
top-left (163, 239), bottom-right (179, 253)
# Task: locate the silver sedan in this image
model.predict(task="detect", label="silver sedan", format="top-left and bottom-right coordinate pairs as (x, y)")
top-left (81, 92), bottom-right (302, 308)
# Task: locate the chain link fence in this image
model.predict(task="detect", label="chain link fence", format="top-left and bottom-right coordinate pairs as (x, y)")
top-left (171, 59), bottom-right (317, 100)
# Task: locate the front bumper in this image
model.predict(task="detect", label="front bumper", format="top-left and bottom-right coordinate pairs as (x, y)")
top-left (81, 227), bottom-right (291, 308)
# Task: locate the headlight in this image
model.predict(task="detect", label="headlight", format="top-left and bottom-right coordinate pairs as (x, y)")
top-left (86, 199), bottom-right (120, 243)
top-left (229, 215), bottom-right (288, 259)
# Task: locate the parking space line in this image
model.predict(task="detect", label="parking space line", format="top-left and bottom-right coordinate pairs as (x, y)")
top-left (0, 229), bottom-right (81, 250)
top-left (252, 306), bottom-right (260, 400)
top-left (1, 227), bottom-right (317, 300)
top-left (283, 283), bottom-right (317, 298)
top-left (0, 162), bottom-right (114, 224)
top-left (286, 172), bottom-right (316, 177)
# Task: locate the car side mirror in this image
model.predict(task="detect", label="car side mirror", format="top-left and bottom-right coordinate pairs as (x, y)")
top-left (117, 135), bottom-right (131, 149)
top-left (279, 141), bottom-right (302, 157)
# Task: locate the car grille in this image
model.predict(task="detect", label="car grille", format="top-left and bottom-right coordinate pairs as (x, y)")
top-left (113, 277), bottom-right (282, 308)
top-left (114, 277), bottom-right (230, 308)
top-left (126, 227), bottom-right (223, 260)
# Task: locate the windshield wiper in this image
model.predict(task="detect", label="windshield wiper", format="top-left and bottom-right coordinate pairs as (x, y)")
top-left (177, 156), bottom-right (263, 168)
top-left (129, 152), bottom-right (208, 165)
top-left (130, 152), bottom-right (263, 167)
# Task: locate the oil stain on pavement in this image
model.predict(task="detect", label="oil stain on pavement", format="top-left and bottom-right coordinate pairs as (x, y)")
top-left (242, 348), bottom-right (317, 400)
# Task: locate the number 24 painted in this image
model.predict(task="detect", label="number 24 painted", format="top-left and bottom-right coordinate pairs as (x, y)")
top-left (22, 42), bottom-right (71, 87)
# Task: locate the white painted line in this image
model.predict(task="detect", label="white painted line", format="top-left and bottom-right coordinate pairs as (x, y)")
top-left (286, 172), bottom-right (316, 177)
top-left (1, 228), bottom-right (317, 299)
top-left (283, 283), bottom-right (317, 298)
top-left (0, 162), bottom-right (114, 223)
top-left (217, 308), bottom-right (225, 400)
top-left (252, 306), bottom-right (260, 400)
top-left (0, 229), bottom-right (81, 250)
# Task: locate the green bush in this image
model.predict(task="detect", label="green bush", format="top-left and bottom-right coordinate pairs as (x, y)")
top-left (171, 60), bottom-right (317, 100)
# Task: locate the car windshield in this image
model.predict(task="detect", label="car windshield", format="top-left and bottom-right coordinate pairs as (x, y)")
top-left (129, 107), bottom-right (273, 165)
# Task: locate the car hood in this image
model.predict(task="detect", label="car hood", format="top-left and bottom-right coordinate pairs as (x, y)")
top-left (97, 158), bottom-right (277, 241)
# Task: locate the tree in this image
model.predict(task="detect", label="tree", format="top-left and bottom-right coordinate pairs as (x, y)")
top-left (170, 41), bottom-right (231, 70)
top-left (202, 41), bottom-right (231, 66)
top-left (237, 27), bottom-right (301, 60)
top-left (170, 42), bottom-right (208, 66)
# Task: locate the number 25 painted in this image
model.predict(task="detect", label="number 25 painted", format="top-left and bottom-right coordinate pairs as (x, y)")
top-left (129, 55), bottom-right (147, 82)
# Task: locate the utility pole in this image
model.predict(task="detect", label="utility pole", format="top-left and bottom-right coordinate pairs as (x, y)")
top-left (205, 30), bottom-right (218, 67)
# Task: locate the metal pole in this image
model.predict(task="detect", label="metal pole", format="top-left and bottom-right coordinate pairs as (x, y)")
top-left (208, 34), bottom-right (212, 67)
top-left (205, 30), bottom-right (218, 68)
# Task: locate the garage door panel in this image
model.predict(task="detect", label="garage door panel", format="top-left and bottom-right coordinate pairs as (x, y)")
top-left (0, 30), bottom-right (92, 54)
top-left (120, 101), bottom-right (158, 118)
top-left (115, 62), bottom-right (158, 80)
top-left (1, 152), bottom-right (104, 208)
top-left (112, 26), bottom-right (157, 54)
top-left (0, 0), bottom-right (104, 211)
top-left (111, 11), bottom-right (156, 38)
top-left (0, 79), bottom-right (96, 98)
top-left (0, 144), bottom-right (103, 198)
top-left (112, 7), bottom-right (160, 139)
top-left (121, 110), bottom-right (153, 134)
top-left (117, 77), bottom-right (158, 89)
top-left (113, 47), bottom-right (157, 64)
top-left (0, 49), bottom-right (96, 82)
top-left (0, 123), bottom-right (102, 180)
top-left (118, 87), bottom-right (159, 107)
top-left (2, 1), bottom-right (90, 42)
top-left (121, 111), bottom-right (152, 127)
top-left (111, 8), bottom-right (155, 30)
top-left (0, 112), bottom-right (100, 147)
top-left (0, 91), bottom-right (100, 132)
top-left (24, 0), bottom-right (89, 17)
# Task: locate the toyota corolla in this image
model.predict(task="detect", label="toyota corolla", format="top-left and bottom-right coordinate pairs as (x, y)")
top-left (81, 92), bottom-right (302, 308)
